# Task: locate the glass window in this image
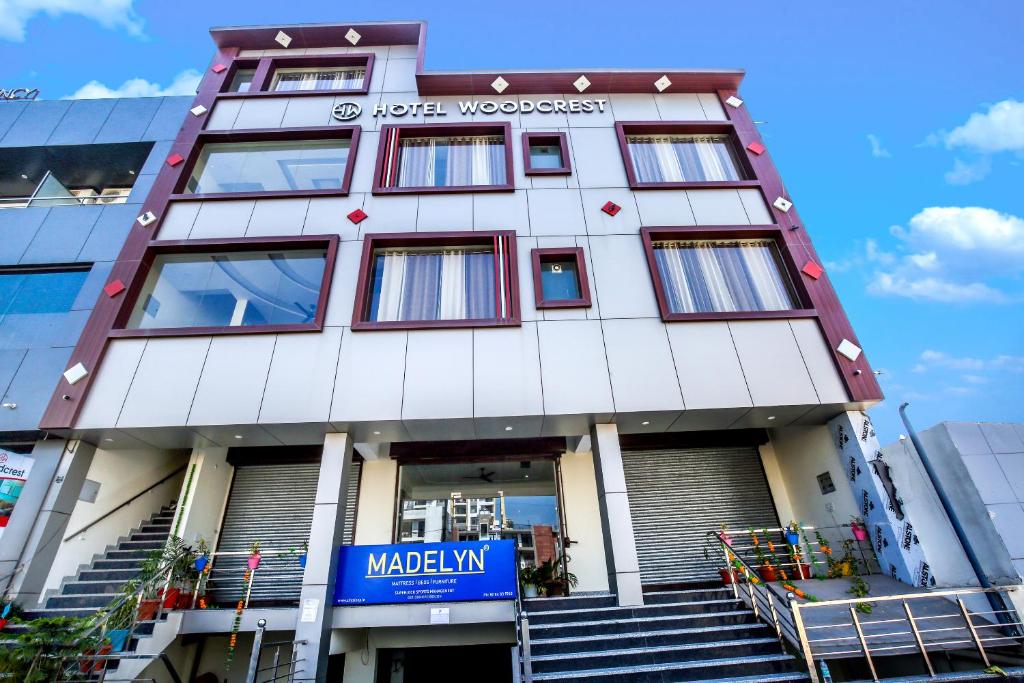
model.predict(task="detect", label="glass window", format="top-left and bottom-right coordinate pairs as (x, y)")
top-left (126, 249), bottom-right (327, 330)
top-left (627, 134), bottom-right (746, 183)
top-left (528, 142), bottom-right (564, 170)
top-left (0, 268), bottom-right (89, 347)
top-left (391, 135), bottom-right (507, 188)
top-left (368, 246), bottom-right (496, 322)
top-left (540, 259), bottom-right (581, 302)
top-left (397, 461), bottom-right (562, 568)
top-left (185, 140), bottom-right (351, 195)
top-left (228, 69), bottom-right (256, 93)
top-left (270, 67), bottom-right (366, 92)
top-left (652, 239), bottom-right (797, 314)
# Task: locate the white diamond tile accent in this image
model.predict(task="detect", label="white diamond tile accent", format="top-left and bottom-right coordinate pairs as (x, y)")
top-left (345, 28), bottom-right (361, 45)
top-left (573, 75), bottom-right (591, 92)
top-left (726, 95), bottom-right (744, 108)
top-left (64, 362), bottom-right (88, 385)
top-left (136, 211), bottom-right (157, 227)
top-left (275, 31), bottom-right (293, 48)
top-left (654, 75), bottom-right (672, 92)
top-left (837, 339), bottom-right (862, 361)
top-left (190, 105), bottom-right (208, 117)
top-left (491, 76), bottom-right (509, 93)
top-left (773, 197), bottom-right (793, 212)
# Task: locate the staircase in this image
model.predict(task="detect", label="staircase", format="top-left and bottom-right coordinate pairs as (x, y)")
top-left (18, 503), bottom-right (177, 648)
top-left (525, 588), bottom-right (808, 682)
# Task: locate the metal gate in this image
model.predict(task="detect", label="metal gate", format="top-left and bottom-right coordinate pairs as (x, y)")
top-left (622, 447), bottom-right (778, 585)
top-left (211, 459), bottom-right (361, 605)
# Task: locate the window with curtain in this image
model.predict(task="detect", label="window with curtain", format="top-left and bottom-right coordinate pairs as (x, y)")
top-left (626, 134), bottom-right (746, 183)
top-left (391, 135), bottom-right (507, 188)
top-left (270, 67), bottom-right (366, 91)
top-left (367, 247), bottom-right (498, 322)
top-left (185, 140), bottom-right (351, 195)
top-left (652, 239), bottom-right (797, 314)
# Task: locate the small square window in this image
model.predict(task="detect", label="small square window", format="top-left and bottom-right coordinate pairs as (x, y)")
top-left (227, 69), bottom-right (256, 93)
top-left (523, 132), bottom-right (571, 176)
top-left (531, 248), bottom-right (591, 309)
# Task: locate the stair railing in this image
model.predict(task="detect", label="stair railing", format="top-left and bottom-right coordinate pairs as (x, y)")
top-left (63, 465), bottom-right (187, 542)
top-left (50, 651), bottom-right (183, 683)
top-left (191, 547), bottom-right (306, 609)
top-left (245, 618), bottom-right (308, 683)
top-left (512, 546), bottom-right (532, 683)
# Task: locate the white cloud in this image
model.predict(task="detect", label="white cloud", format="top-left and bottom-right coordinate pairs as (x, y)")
top-left (867, 134), bottom-right (891, 158)
top-left (0, 0), bottom-right (143, 42)
top-left (962, 375), bottom-right (988, 385)
top-left (918, 350), bottom-right (985, 371)
top-left (66, 69), bottom-right (201, 99)
top-left (944, 157), bottom-right (991, 185)
top-left (944, 99), bottom-right (1024, 154)
top-left (914, 350), bottom-right (1024, 376)
top-left (867, 207), bottom-right (1024, 304)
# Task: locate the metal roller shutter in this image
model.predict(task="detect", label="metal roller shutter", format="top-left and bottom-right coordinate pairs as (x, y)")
top-left (622, 447), bottom-right (778, 585)
top-left (211, 460), bottom-right (361, 605)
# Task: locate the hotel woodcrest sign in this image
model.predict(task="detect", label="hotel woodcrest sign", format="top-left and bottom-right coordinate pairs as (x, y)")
top-left (0, 88), bottom-right (40, 101)
top-left (331, 97), bottom-right (609, 121)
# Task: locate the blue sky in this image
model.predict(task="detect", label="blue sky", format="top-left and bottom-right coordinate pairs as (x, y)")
top-left (2, 0), bottom-right (1021, 443)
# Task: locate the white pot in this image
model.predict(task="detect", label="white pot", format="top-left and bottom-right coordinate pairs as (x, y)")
top-left (523, 584), bottom-right (539, 598)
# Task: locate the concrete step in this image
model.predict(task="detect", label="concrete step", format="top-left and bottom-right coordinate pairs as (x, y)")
top-left (78, 569), bottom-right (141, 583)
top-left (530, 652), bottom-right (803, 681)
top-left (524, 593), bottom-right (618, 613)
top-left (61, 580), bottom-right (134, 596)
top-left (529, 610), bottom-right (758, 639)
top-left (45, 593), bottom-right (118, 609)
top-left (116, 540), bottom-right (165, 551)
top-left (92, 559), bottom-right (144, 570)
top-left (530, 622), bottom-right (774, 657)
top-left (643, 588), bottom-right (737, 604)
top-left (105, 549), bottom-right (152, 561)
top-left (530, 637), bottom-right (782, 675)
top-left (527, 598), bottom-right (744, 626)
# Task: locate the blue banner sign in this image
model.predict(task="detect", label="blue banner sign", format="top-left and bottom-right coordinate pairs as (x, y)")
top-left (333, 540), bottom-right (517, 605)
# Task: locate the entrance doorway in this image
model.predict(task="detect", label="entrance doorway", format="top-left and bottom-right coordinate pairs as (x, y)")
top-left (375, 645), bottom-right (512, 683)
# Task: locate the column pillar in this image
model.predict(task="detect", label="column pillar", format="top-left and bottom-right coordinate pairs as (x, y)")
top-left (4, 439), bottom-right (96, 603)
top-left (590, 423), bottom-right (643, 606)
top-left (292, 432), bottom-right (354, 682)
top-left (169, 447), bottom-right (231, 548)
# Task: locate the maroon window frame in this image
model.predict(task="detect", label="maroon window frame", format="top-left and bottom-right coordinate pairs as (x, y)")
top-left (372, 122), bottom-right (515, 195)
top-left (109, 234), bottom-right (339, 339)
top-left (616, 121), bottom-right (759, 191)
top-left (522, 132), bottom-right (571, 176)
top-left (531, 247), bottom-right (591, 309)
top-left (218, 53), bottom-right (375, 97)
top-left (170, 126), bottom-right (361, 201)
top-left (352, 230), bottom-right (520, 331)
top-left (640, 226), bottom-right (814, 322)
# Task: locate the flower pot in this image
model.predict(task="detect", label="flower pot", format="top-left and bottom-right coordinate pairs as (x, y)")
top-left (851, 522), bottom-right (869, 542)
top-left (719, 568), bottom-right (743, 585)
top-left (247, 554), bottom-right (262, 570)
top-left (137, 598), bottom-right (160, 621)
top-left (298, 553), bottom-right (307, 568)
top-left (546, 582), bottom-right (566, 597)
top-left (108, 628), bottom-right (130, 653)
top-left (176, 591), bottom-right (194, 610)
top-left (784, 530), bottom-right (801, 546)
top-left (721, 533), bottom-right (733, 547)
top-left (162, 587), bottom-right (181, 609)
top-left (0, 617), bottom-right (7, 631)
top-left (195, 555), bottom-right (208, 572)
top-left (794, 562), bottom-right (812, 580)
top-left (523, 584), bottom-right (539, 598)
top-left (79, 650), bottom-right (95, 674)
top-left (758, 565), bottom-right (778, 582)
top-left (93, 644), bottom-right (113, 672)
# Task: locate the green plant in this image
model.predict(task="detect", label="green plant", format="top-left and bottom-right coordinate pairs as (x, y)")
top-left (0, 616), bottom-right (99, 682)
top-left (249, 540), bottom-right (262, 556)
top-left (519, 564), bottom-right (541, 586)
top-left (749, 528), bottom-right (768, 566)
top-left (848, 576), bottom-right (872, 614)
top-left (103, 580), bottom-right (140, 631)
top-left (534, 555), bottom-right (578, 596)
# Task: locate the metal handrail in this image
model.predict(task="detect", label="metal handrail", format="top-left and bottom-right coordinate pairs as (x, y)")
top-left (790, 585), bottom-right (1022, 682)
top-left (64, 464), bottom-right (188, 541)
top-left (52, 651), bottom-right (183, 683)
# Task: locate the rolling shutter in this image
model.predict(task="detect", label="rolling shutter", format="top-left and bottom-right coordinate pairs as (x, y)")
top-left (621, 447), bottom-right (778, 585)
top-left (211, 459), bottom-right (361, 605)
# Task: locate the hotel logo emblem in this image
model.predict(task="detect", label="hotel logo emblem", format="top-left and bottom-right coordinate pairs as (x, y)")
top-left (332, 102), bottom-right (362, 121)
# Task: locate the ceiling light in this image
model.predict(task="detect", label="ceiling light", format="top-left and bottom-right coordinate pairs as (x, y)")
top-left (767, 416), bottom-right (776, 421)
top-left (104, 438), bottom-right (114, 442)
top-left (128, 169), bottom-right (136, 175)
top-left (373, 430), bottom-right (381, 436)
top-left (20, 174), bottom-right (28, 179)
top-left (641, 421), bottom-right (650, 426)
top-left (234, 434), bottom-right (244, 439)
top-left (524, 474), bottom-right (529, 479)
top-left (504, 426), bottom-right (513, 432)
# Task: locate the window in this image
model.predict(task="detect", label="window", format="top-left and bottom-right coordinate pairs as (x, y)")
top-left (228, 69), bottom-right (256, 93)
top-left (270, 67), bottom-right (366, 92)
top-left (116, 237), bottom-right (338, 336)
top-left (0, 266), bottom-right (89, 346)
top-left (175, 128), bottom-right (360, 199)
top-left (353, 231), bottom-right (519, 330)
top-left (522, 132), bottom-right (571, 175)
top-left (616, 123), bottom-right (755, 189)
top-left (374, 124), bottom-right (514, 194)
top-left (645, 235), bottom-right (799, 318)
top-left (531, 248), bottom-right (591, 309)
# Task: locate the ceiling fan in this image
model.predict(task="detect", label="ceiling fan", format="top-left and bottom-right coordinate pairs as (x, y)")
top-left (462, 467), bottom-right (496, 483)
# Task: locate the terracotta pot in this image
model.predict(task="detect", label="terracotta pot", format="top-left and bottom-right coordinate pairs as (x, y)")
top-left (79, 650), bottom-right (95, 673)
top-left (758, 565), bottom-right (778, 582)
top-left (719, 568), bottom-right (742, 585)
top-left (137, 598), bottom-right (160, 621)
top-left (176, 591), bottom-right (194, 610)
top-left (0, 617), bottom-right (7, 631)
top-left (162, 587), bottom-right (180, 609)
top-left (93, 644), bottom-right (113, 672)
top-left (794, 563), bottom-right (812, 580)
top-left (851, 522), bottom-right (869, 542)
top-left (546, 583), bottom-right (566, 597)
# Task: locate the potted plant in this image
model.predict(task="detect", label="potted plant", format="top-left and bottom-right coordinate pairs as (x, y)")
top-left (535, 555), bottom-right (578, 597)
top-left (297, 539), bottom-right (308, 568)
top-left (519, 564), bottom-right (540, 598)
top-left (829, 539), bottom-right (858, 578)
top-left (850, 516), bottom-right (869, 542)
top-left (783, 521), bottom-right (801, 547)
top-left (247, 540), bottom-right (262, 570)
top-left (194, 538), bottom-right (210, 573)
top-left (718, 556), bottom-right (744, 585)
top-left (749, 529), bottom-right (777, 581)
top-left (103, 582), bottom-right (138, 653)
top-left (135, 551), bottom-right (162, 621)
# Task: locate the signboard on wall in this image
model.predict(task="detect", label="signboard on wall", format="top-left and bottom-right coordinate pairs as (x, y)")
top-left (0, 449), bottom-right (34, 539)
top-left (333, 540), bottom-right (517, 605)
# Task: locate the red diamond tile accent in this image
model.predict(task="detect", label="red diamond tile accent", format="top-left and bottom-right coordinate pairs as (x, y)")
top-left (747, 141), bottom-right (766, 155)
top-left (166, 153), bottom-right (184, 167)
top-left (347, 208), bottom-right (368, 224)
top-left (103, 279), bottom-right (126, 297)
top-left (211, 64), bottom-right (228, 74)
top-left (802, 261), bottom-right (824, 280)
top-left (601, 201), bottom-right (621, 216)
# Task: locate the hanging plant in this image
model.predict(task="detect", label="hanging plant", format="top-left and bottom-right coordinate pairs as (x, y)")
top-left (783, 521), bottom-right (801, 546)
top-left (225, 595), bottom-right (245, 670)
top-left (247, 540), bottom-right (262, 570)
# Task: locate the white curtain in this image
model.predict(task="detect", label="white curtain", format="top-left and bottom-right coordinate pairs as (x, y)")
top-left (395, 136), bottom-right (506, 188)
top-left (653, 240), bottom-right (795, 314)
top-left (371, 249), bottom-right (497, 322)
top-left (627, 135), bottom-right (743, 183)
top-left (273, 68), bottom-right (365, 91)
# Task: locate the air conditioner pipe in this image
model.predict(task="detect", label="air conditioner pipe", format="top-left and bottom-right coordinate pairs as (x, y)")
top-left (899, 402), bottom-right (1019, 635)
